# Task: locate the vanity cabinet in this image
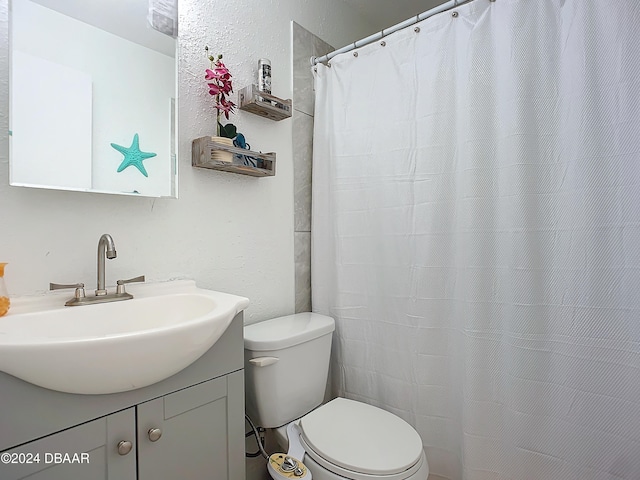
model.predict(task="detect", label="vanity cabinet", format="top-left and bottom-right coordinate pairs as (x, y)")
top-left (137, 372), bottom-right (243, 480)
top-left (3, 373), bottom-right (242, 480)
top-left (0, 312), bottom-right (246, 480)
top-left (2, 408), bottom-right (136, 480)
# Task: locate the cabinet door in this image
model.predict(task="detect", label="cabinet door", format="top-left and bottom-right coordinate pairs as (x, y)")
top-left (137, 371), bottom-right (245, 480)
top-left (0, 407), bottom-right (136, 480)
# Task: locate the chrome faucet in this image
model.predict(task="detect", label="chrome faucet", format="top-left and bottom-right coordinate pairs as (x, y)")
top-left (96, 233), bottom-right (117, 296)
top-left (50, 233), bottom-right (145, 306)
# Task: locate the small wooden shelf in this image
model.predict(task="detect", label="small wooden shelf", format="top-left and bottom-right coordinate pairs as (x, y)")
top-left (192, 137), bottom-right (276, 177)
top-left (238, 85), bottom-right (292, 121)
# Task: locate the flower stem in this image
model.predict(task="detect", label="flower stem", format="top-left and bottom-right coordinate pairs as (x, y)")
top-left (216, 98), bottom-right (221, 136)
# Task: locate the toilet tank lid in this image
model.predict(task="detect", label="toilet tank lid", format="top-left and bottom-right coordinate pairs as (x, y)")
top-left (244, 313), bottom-right (335, 351)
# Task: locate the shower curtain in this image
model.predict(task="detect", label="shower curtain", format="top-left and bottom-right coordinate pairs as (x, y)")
top-left (311, 1), bottom-right (640, 479)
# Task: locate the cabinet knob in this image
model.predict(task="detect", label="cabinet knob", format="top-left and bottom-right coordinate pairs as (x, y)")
top-left (117, 440), bottom-right (133, 456)
top-left (148, 428), bottom-right (162, 442)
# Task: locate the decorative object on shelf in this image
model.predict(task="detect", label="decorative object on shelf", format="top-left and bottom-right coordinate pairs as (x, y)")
top-left (258, 58), bottom-right (272, 94)
top-left (204, 46), bottom-right (237, 140)
top-left (205, 46), bottom-right (240, 163)
top-left (233, 133), bottom-right (250, 150)
top-left (210, 137), bottom-right (234, 163)
top-left (239, 84), bottom-right (292, 121)
top-left (111, 133), bottom-right (157, 177)
top-left (192, 137), bottom-right (275, 177)
top-left (0, 263), bottom-right (9, 317)
top-left (233, 133), bottom-right (262, 168)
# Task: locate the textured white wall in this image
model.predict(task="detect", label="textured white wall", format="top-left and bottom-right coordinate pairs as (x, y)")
top-left (0, 0), bottom-right (373, 323)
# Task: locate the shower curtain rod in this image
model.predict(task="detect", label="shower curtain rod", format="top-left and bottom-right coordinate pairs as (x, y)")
top-left (311, 0), bottom-right (476, 65)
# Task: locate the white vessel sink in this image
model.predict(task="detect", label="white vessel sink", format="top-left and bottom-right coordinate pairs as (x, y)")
top-left (0, 281), bottom-right (249, 395)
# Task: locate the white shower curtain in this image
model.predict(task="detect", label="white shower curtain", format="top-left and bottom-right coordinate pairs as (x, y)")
top-left (311, 1), bottom-right (640, 479)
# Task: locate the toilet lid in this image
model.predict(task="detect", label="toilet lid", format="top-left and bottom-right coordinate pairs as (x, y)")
top-left (299, 398), bottom-right (423, 476)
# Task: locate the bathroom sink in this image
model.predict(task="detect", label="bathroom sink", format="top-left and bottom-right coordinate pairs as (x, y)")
top-left (0, 281), bottom-right (249, 394)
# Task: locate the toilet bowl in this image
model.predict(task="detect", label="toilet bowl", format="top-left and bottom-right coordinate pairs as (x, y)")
top-left (244, 313), bottom-right (429, 480)
top-left (277, 398), bottom-right (428, 480)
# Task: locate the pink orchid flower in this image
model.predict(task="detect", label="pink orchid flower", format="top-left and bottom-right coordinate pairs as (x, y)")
top-left (204, 68), bottom-right (216, 80)
top-left (214, 64), bottom-right (231, 78)
top-left (204, 47), bottom-right (238, 136)
top-left (218, 97), bottom-right (236, 119)
top-left (207, 83), bottom-right (222, 96)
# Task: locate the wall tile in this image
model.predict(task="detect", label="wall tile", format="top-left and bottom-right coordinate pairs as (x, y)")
top-left (293, 109), bottom-right (313, 232)
top-left (292, 23), bottom-right (332, 313)
top-left (292, 22), bottom-right (333, 116)
top-left (294, 231), bottom-right (312, 313)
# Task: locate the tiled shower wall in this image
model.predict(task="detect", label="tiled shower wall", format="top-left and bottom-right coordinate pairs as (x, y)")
top-left (292, 22), bottom-right (333, 313)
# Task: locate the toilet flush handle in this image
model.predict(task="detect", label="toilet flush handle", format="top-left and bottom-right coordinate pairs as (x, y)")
top-left (249, 356), bottom-right (279, 367)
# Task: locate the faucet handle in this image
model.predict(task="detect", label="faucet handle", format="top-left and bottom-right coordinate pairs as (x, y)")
top-left (116, 275), bottom-right (145, 294)
top-left (49, 282), bottom-right (86, 299)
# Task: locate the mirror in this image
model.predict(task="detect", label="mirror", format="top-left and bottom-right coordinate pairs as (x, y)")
top-left (9, 0), bottom-right (177, 197)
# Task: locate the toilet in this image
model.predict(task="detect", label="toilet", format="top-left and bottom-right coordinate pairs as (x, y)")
top-left (244, 313), bottom-right (429, 480)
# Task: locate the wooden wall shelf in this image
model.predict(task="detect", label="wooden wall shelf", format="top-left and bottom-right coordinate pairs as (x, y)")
top-left (192, 137), bottom-right (276, 177)
top-left (238, 85), bottom-right (292, 121)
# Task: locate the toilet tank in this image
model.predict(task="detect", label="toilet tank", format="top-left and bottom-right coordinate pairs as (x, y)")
top-left (244, 313), bottom-right (335, 428)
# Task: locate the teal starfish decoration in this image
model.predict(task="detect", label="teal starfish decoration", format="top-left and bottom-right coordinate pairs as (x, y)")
top-left (111, 133), bottom-right (157, 177)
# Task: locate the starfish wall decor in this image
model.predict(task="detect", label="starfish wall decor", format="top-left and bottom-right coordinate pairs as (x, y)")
top-left (111, 133), bottom-right (157, 177)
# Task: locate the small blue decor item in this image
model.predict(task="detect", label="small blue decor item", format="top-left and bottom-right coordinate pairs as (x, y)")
top-left (111, 133), bottom-right (157, 177)
top-left (233, 133), bottom-right (260, 168)
top-left (233, 133), bottom-right (250, 150)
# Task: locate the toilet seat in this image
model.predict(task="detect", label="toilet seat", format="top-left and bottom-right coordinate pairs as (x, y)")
top-left (301, 451), bottom-right (428, 480)
top-left (298, 398), bottom-right (425, 480)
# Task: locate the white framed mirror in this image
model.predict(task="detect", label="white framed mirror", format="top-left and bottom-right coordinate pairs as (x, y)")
top-left (9, 0), bottom-right (178, 198)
